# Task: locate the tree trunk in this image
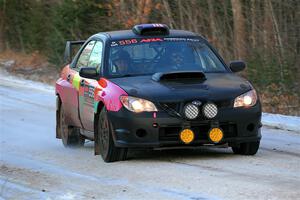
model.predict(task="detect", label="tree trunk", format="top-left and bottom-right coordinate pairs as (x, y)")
top-left (162, 0), bottom-right (176, 29)
top-left (177, 0), bottom-right (185, 29)
top-left (250, 0), bottom-right (256, 48)
top-left (268, 0), bottom-right (284, 80)
top-left (207, 0), bottom-right (218, 48)
top-left (0, 0), bottom-right (6, 52)
top-left (231, 0), bottom-right (246, 59)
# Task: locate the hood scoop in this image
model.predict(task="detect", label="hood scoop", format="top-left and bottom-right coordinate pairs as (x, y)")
top-left (152, 71), bottom-right (206, 82)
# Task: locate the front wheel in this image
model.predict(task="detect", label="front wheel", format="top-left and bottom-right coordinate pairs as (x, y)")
top-left (59, 104), bottom-right (85, 147)
top-left (232, 141), bottom-right (260, 155)
top-left (95, 108), bottom-right (127, 162)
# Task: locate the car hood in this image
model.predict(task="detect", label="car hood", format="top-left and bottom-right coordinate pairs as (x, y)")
top-left (108, 73), bottom-right (252, 103)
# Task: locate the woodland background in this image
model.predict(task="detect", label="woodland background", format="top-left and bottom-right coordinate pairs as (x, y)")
top-left (0, 0), bottom-right (299, 115)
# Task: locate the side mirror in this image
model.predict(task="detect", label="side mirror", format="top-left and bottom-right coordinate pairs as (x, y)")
top-left (79, 67), bottom-right (98, 79)
top-left (229, 60), bottom-right (246, 72)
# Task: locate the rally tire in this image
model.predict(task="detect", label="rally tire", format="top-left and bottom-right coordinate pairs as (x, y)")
top-left (232, 141), bottom-right (260, 155)
top-left (96, 108), bottom-right (127, 162)
top-left (59, 104), bottom-right (85, 147)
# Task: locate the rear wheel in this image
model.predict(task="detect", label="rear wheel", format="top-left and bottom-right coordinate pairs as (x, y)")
top-left (59, 104), bottom-right (85, 147)
top-left (95, 108), bottom-right (127, 162)
top-left (232, 141), bottom-right (260, 155)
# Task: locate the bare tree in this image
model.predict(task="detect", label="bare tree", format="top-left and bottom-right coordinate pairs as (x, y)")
top-left (250, 0), bottom-right (256, 48)
top-left (207, 0), bottom-right (218, 48)
top-left (231, 0), bottom-right (246, 59)
top-left (0, 0), bottom-right (6, 52)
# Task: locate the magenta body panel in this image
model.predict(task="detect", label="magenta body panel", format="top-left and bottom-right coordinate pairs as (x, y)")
top-left (56, 65), bottom-right (127, 131)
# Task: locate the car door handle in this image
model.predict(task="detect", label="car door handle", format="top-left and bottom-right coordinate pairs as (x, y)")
top-left (67, 74), bottom-right (71, 81)
top-left (80, 79), bottom-right (85, 86)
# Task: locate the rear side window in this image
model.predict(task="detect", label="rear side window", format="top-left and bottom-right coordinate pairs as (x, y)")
top-left (76, 41), bottom-right (95, 69)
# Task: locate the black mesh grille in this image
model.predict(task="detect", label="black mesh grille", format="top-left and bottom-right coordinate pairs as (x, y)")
top-left (160, 102), bottom-right (181, 112)
top-left (159, 102), bottom-right (182, 117)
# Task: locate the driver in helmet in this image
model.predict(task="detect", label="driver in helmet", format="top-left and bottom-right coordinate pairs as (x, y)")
top-left (112, 50), bottom-right (131, 74)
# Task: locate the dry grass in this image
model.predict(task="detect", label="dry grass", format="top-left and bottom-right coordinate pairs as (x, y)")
top-left (0, 50), bottom-right (48, 71)
top-left (0, 50), bottom-right (59, 85)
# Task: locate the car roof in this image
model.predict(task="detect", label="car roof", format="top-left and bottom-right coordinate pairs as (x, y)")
top-left (92, 29), bottom-right (202, 41)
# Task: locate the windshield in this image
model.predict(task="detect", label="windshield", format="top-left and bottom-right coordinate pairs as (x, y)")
top-left (108, 37), bottom-right (227, 77)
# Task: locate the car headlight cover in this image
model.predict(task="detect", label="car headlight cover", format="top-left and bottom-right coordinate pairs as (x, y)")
top-left (234, 89), bottom-right (257, 107)
top-left (120, 96), bottom-right (158, 113)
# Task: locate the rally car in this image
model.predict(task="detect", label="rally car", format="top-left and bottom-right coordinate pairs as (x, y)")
top-left (56, 24), bottom-right (262, 162)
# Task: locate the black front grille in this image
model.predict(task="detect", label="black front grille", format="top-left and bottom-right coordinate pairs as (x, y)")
top-left (159, 123), bottom-right (237, 142)
top-left (159, 100), bottom-right (232, 119)
top-left (159, 102), bottom-right (182, 117)
top-left (160, 102), bottom-right (181, 112)
top-left (215, 100), bottom-right (232, 108)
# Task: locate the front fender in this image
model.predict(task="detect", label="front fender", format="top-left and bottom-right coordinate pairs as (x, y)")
top-left (94, 78), bottom-right (128, 113)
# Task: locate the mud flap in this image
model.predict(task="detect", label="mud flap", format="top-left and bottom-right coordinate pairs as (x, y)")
top-left (56, 96), bottom-right (62, 139)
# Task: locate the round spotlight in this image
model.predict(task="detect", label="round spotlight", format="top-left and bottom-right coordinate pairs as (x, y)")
top-left (203, 103), bottom-right (218, 119)
top-left (184, 103), bottom-right (199, 119)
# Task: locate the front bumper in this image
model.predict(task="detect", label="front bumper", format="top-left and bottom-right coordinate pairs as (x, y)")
top-left (107, 103), bottom-right (262, 148)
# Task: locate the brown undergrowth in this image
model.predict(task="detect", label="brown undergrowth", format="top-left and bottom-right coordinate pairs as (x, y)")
top-left (0, 50), bottom-right (59, 85)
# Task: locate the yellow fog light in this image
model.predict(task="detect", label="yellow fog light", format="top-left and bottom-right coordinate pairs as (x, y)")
top-left (208, 128), bottom-right (223, 143)
top-left (180, 129), bottom-right (194, 144)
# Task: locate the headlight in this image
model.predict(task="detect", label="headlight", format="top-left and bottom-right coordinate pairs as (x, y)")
top-left (234, 89), bottom-right (257, 108)
top-left (120, 96), bottom-right (158, 113)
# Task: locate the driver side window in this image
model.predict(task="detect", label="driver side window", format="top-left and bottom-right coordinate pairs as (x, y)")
top-left (87, 41), bottom-right (103, 71)
top-left (75, 41), bottom-right (96, 69)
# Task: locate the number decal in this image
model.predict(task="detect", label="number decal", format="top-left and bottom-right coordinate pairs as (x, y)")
top-left (118, 39), bottom-right (137, 45)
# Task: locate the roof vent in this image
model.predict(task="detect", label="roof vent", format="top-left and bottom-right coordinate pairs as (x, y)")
top-left (132, 24), bottom-right (169, 36)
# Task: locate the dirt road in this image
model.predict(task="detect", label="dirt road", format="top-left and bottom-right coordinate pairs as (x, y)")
top-left (1, 73), bottom-right (299, 200)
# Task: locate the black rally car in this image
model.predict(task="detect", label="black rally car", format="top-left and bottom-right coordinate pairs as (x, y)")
top-left (57, 24), bottom-right (261, 162)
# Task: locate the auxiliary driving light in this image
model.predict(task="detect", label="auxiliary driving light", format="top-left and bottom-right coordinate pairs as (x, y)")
top-left (180, 129), bottom-right (195, 144)
top-left (208, 128), bottom-right (223, 143)
top-left (184, 103), bottom-right (199, 119)
top-left (203, 103), bottom-right (218, 119)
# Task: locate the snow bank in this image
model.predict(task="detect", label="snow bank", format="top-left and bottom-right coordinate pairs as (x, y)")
top-left (0, 69), bottom-right (54, 93)
top-left (262, 113), bottom-right (300, 133)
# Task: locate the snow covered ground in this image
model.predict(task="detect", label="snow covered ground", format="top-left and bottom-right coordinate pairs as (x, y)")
top-left (262, 113), bottom-right (300, 133)
top-left (1, 70), bottom-right (300, 200)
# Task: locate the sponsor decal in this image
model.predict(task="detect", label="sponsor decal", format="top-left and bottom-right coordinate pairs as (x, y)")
top-left (140, 38), bottom-right (163, 43)
top-left (111, 38), bottom-right (200, 47)
top-left (110, 41), bottom-right (118, 47)
top-left (84, 85), bottom-right (95, 99)
top-left (72, 73), bottom-right (80, 90)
